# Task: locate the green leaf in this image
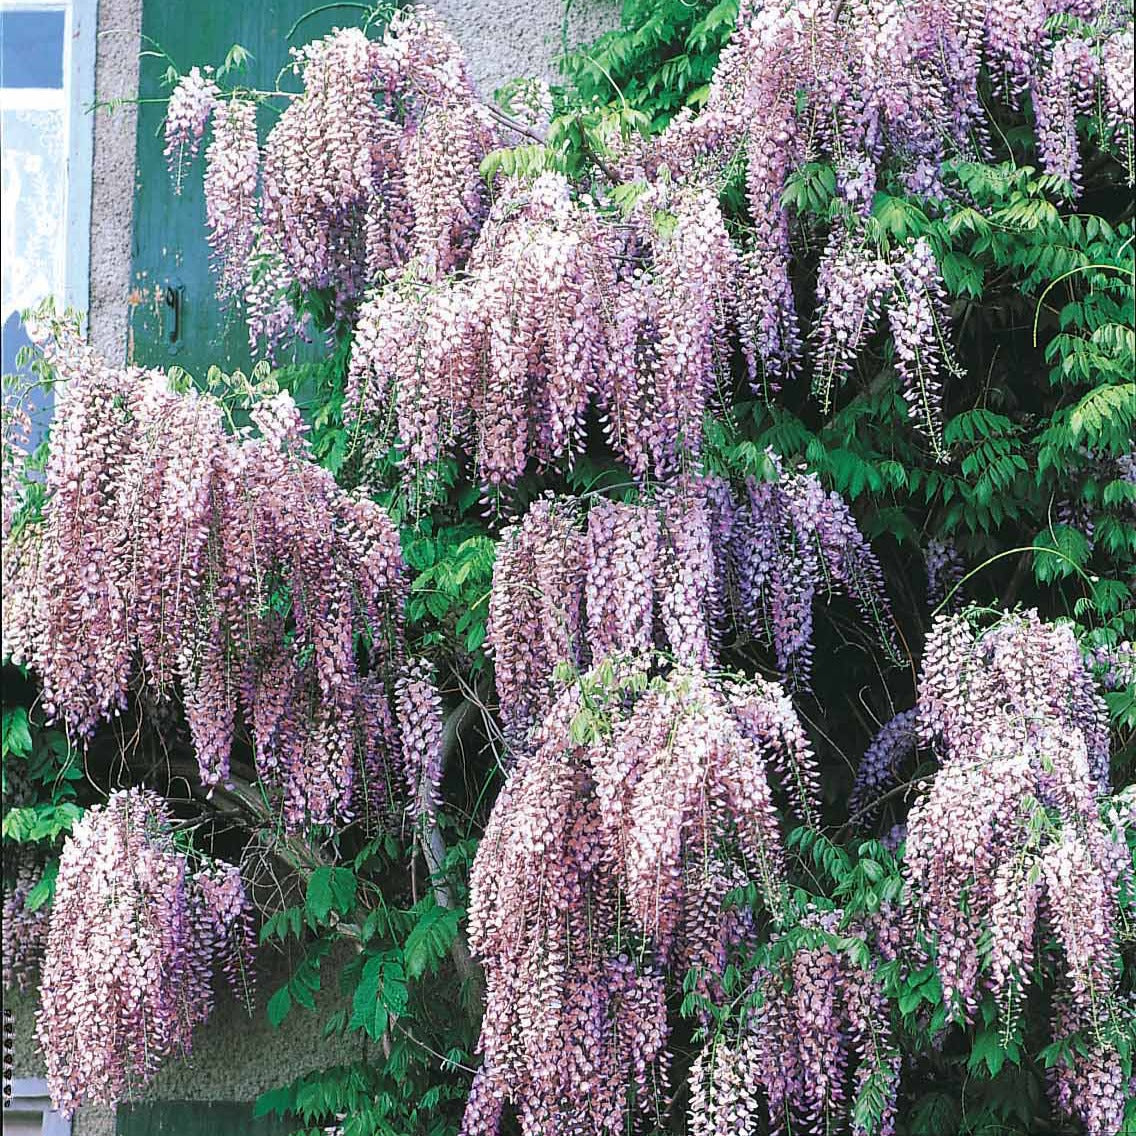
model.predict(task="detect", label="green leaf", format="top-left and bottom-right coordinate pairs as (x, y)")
top-left (968, 1028), bottom-right (1008, 1078)
top-left (2, 706), bottom-right (33, 758)
top-left (306, 867), bottom-right (356, 925)
top-left (403, 905), bottom-right (463, 980)
top-left (253, 1085), bottom-right (293, 1119)
top-left (349, 952), bottom-right (407, 1040)
top-left (24, 859), bottom-right (58, 911)
top-left (1032, 524), bottom-right (1090, 584)
top-left (267, 986), bottom-right (292, 1028)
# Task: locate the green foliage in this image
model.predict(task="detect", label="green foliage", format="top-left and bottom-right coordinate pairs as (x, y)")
top-left (404, 522), bottom-right (496, 660)
top-left (559, 0), bottom-right (738, 132)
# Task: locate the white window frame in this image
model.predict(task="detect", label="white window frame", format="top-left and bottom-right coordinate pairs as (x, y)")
top-left (3, 1077), bottom-right (72, 1136)
top-left (0, 0), bottom-right (97, 317)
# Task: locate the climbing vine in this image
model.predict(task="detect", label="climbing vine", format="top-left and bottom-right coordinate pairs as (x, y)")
top-left (2, 1), bottom-right (1134, 1134)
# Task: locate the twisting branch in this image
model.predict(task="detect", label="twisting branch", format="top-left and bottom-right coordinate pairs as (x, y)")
top-left (418, 692), bottom-right (485, 995)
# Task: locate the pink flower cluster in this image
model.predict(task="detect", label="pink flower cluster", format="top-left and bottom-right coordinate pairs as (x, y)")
top-left (907, 610), bottom-right (1129, 1136)
top-left (464, 662), bottom-right (819, 1135)
top-left (395, 657), bottom-right (445, 826)
top-left (486, 470), bottom-right (899, 736)
top-left (164, 66), bottom-right (220, 189)
top-left (169, 10), bottom-right (496, 345)
top-left (36, 789), bottom-right (254, 1116)
top-left (690, 910), bottom-right (900, 1136)
top-left (1, 322), bottom-right (411, 830)
top-left (648, 0), bottom-right (1129, 204)
top-left (203, 97), bottom-right (259, 298)
top-left (347, 174), bottom-right (749, 498)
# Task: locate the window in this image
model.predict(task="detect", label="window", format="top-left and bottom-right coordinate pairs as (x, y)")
top-left (3, 1078), bottom-right (71, 1136)
top-left (0, 0), bottom-right (95, 442)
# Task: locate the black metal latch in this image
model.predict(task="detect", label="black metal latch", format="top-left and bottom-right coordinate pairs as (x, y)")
top-left (163, 281), bottom-right (185, 353)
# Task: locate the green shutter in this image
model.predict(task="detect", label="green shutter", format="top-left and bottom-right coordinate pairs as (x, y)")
top-left (128, 1), bottom-right (350, 376)
top-left (115, 1100), bottom-right (295, 1135)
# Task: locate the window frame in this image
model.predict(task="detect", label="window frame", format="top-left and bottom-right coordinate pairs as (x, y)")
top-left (0, 0), bottom-right (96, 316)
top-left (3, 1077), bottom-right (72, 1136)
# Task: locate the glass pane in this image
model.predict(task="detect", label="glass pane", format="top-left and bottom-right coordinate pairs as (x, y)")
top-left (1, 105), bottom-right (64, 444)
top-left (0, 9), bottom-right (65, 89)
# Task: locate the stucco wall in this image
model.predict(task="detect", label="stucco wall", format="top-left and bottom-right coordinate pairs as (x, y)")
top-left (435, 0), bottom-right (618, 95)
top-left (87, 0), bottom-right (143, 363)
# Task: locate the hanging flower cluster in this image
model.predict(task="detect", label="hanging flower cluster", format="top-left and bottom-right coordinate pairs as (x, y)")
top-left (906, 610), bottom-right (1129, 1136)
top-left (923, 536), bottom-right (965, 610)
top-left (166, 8), bottom-right (497, 349)
top-left (37, 789), bottom-right (255, 1116)
top-left (346, 173), bottom-right (750, 496)
top-left (1, 322), bottom-right (410, 829)
top-left (203, 97), bottom-right (259, 298)
top-left (621, 0), bottom-right (1131, 423)
top-left (848, 709), bottom-right (920, 823)
top-left (163, 66), bottom-right (219, 187)
top-left (465, 661), bottom-right (820, 1136)
top-left (2, 844), bottom-right (49, 993)
top-left (395, 657), bottom-right (445, 826)
top-left (726, 457), bottom-right (902, 684)
top-left (810, 233), bottom-right (960, 456)
top-left (170, 2), bottom-right (1134, 481)
top-left (648, 0), bottom-right (1132, 208)
top-left (690, 910), bottom-right (900, 1136)
top-left (486, 469), bottom-right (898, 738)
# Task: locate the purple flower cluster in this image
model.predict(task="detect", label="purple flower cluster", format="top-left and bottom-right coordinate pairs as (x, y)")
top-left (923, 536), bottom-right (965, 610)
top-left (848, 709), bottom-right (919, 822)
top-left (907, 610), bottom-right (1128, 1135)
top-left (395, 657), bottom-right (445, 826)
top-left (203, 98), bottom-right (259, 298)
top-left (1101, 28), bottom-right (1134, 176)
top-left (731, 456), bottom-right (901, 685)
top-left (465, 662), bottom-right (818, 1135)
top-left (647, 0), bottom-right (1125, 201)
top-left (347, 175), bottom-right (750, 498)
top-left (1, 322), bottom-right (411, 830)
top-left (170, 11), bottom-right (496, 348)
top-left (811, 235), bottom-right (894, 412)
top-left (1033, 36), bottom-right (1099, 192)
top-left (486, 471), bottom-right (898, 735)
top-left (691, 910), bottom-right (900, 1136)
top-left (164, 67), bottom-right (219, 189)
top-left (36, 790), bottom-right (254, 1116)
top-left (888, 238), bottom-right (958, 459)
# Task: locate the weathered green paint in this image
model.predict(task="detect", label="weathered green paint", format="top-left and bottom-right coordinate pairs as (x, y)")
top-left (116, 1100), bottom-right (295, 1135)
top-left (129, 1), bottom-right (351, 376)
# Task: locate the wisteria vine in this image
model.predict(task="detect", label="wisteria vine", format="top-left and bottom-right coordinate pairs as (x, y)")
top-left (36, 789), bottom-right (255, 1116)
top-left (1, 319), bottom-right (417, 829)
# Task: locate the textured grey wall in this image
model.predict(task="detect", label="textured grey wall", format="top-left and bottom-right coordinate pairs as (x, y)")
top-left (88, 0), bottom-right (143, 362)
top-left (434, 0), bottom-right (617, 95)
